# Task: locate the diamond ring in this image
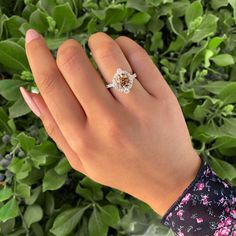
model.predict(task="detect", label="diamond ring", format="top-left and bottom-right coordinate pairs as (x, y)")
top-left (106, 68), bottom-right (137, 94)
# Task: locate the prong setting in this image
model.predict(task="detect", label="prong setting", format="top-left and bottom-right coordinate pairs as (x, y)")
top-left (106, 68), bottom-right (137, 94)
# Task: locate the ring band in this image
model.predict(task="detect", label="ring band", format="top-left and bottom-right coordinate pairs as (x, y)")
top-left (106, 68), bottom-right (137, 94)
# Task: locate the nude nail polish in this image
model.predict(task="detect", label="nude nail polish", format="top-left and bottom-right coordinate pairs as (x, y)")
top-left (20, 87), bottom-right (41, 117)
top-left (25, 29), bottom-right (40, 44)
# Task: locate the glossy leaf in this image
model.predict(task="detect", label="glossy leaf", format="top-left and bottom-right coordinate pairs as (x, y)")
top-left (24, 204), bottom-right (43, 227)
top-left (42, 169), bottom-right (67, 192)
top-left (0, 197), bottom-right (19, 222)
top-left (50, 206), bottom-right (90, 236)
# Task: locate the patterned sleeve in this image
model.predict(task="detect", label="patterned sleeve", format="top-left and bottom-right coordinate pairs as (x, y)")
top-left (160, 161), bottom-right (236, 236)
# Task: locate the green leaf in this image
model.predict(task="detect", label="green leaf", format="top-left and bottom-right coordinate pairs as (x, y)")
top-left (9, 96), bottom-right (32, 118)
top-left (25, 186), bottom-right (41, 205)
top-left (29, 9), bottom-right (49, 33)
top-left (126, 0), bottom-right (149, 12)
top-left (31, 223), bottom-right (44, 236)
top-left (229, 0), bottom-right (236, 23)
top-left (16, 132), bottom-right (35, 152)
top-left (8, 158), bottom-right (32, 180)
top-left (185, 1), bottom-right (203, 27)
top-left (75, 183), bottom-right (93, 201)
top-left (88, 206), bottom-right (108, 236)
top-left (38, 0), bottom-right (57, 15)
top-left (5, 16), bottom-right (26, 37)
top-left (201, 81), bottom-right (236, 95)
top-left (211, 0), bottom-right (228, 10)
top-left (42, 169), bottom-right (67, 192)
top-left (209, 157), bottom-right (236, 181)
top-left (219, 84), bottom-right (236, 104)
top-left (207, 35), bottom-right (226, 50)
top-left (191, 14), bottom-right (218, 43)
top-left (104, 5), bottom-right (127, 25)
top-left (0, 40), bottom-right (29, 73)
top-left (211, 54), bottom-right (235, 67)
top-left (99, 205), bottom-right (120, 228)
top-left (54, 158), bottom-right (72, 175)
top-left (16, 183), bottom-right (31, 199)
top-left (0, 79), bottom-right (29, 101)
top-left (50, 206), bottom-right (89, 236)
top-left (0, 107), bottom-right (11, 133)
top-left (24, 204), bottom-right (43, 227)
top-left (44, 192), bottom-right (54, 216)
top-left (0, 218), bottom-right (15, 235)
top-left (52, 3), bottom-right (78, 35)
top-left (128, 12), bottom-right (151, 25)
top-left (80, 177), bottom-right (103, 201)
top-left (0, 197), bottom-right (19, 222)
top-left (0, 187), bottom-right (13, 202)
top-left (105, 190), bottom-right (129, 206)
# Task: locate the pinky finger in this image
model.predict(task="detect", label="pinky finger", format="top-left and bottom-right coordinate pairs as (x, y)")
top-left (20, 87), bottom-right (87, 175)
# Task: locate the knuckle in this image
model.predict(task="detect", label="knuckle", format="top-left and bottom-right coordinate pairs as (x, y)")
top-left (129, 48), bottom-right (148, 63)
top-left (74, 136), bottom-right (90, 154)
top-left (88, 32), bottom-right (107, 44)
top-left (38, 70), bottom-right (58, 95)
top-left (96, 40), bottom-right (118, 60)
top-left (43, 120), bottom-right (57, 138)
top-left (56, 45), bottom-right (79, 70)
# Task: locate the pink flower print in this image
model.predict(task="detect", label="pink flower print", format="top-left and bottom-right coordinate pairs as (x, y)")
top-left (232, 197), bottom-right (236, 205)
top-left (201, 195), bottom-right (209, 205)
top-left (225, 207), bottom-right (230, 213)
top-left (232, 232), bottom-right (236, 236)
top-left (230, 209), bottom-right (236, 219)
top-left (234, 223), bottom-right (236, 228)
top-left (177, 232), bottom-right (184, 236)
top-left (196, 217), bottom-right (203, 223)
top-left (181, 193), bottom-right (191, 205)
top-left (204, 167), bottom-right (211, 177)
top-left (217, 221), bottom-right (225, 229)
top-left (219, 197), bottom-right (225, 204)
top-left (214, 226), bottom-right (231, 236)
top-left (222, 181), bottom-right (229, 188)
top-left (218, 226), bottom-right (231, 235)
top-left (197, 182), bottom-right (204, 190)
top-left (166, 212), bottom-right (172, 221)
top-left (177, 209), bottom-right (184, 218)
top-left (224, 217), bottom-right (232, 226)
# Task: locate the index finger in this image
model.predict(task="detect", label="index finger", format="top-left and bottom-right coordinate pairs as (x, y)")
top-left (25, 29), bottom-right (86, 151)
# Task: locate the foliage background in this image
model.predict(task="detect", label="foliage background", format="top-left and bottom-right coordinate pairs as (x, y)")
top-left (0, 0), bottom-right (236, 235)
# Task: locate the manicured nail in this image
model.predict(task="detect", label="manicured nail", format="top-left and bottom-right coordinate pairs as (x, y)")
top-left (25, 29), bottom-right (40, 44)
top-left (20, 87), bottom-right (41, 117)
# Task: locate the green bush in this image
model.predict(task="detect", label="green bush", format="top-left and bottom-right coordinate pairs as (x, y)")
top-left (0, 0), bottom-right (236, 235)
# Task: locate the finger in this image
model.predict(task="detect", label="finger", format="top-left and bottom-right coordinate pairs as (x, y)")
top-left (88, 32), bottom-right (151, 110)
top-left (56, 39), bottom-right (117, 118)
top-left (115, 36), bottom-right (174, 100)
top-left (25, 29), bottom-right (86, 152)
top-left (25, 89), bottom-right (87, 175)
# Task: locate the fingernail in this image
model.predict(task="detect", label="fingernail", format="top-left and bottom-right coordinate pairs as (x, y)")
top-left (20, 87), bottom-right (41, 117)
top-left (25, 29), bottom-right (40, 44)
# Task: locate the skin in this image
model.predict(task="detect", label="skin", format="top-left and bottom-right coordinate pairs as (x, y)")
top-left (24, 32), bottom-right (202, 217)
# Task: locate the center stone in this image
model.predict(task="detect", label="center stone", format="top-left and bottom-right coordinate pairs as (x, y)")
top-left (117, 75), bottom-right (129, 87)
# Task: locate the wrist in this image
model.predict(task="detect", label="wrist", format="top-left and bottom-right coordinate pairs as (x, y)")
top-left (147, 152), bottom-right (203, 217)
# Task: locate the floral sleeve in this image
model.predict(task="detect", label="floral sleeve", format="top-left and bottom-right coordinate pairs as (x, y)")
top-left (160, 161), bottom-right (236, 236)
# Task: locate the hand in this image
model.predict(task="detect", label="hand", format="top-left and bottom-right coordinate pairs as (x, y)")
top-left (20, 29), bottom-right (202, 217)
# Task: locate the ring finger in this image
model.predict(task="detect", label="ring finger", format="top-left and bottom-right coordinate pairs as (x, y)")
top-left (88, 32), bottom-right (151, 111)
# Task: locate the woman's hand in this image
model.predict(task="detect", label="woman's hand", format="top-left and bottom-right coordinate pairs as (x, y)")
top-left (20, 29), bottom-right (202, 217)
